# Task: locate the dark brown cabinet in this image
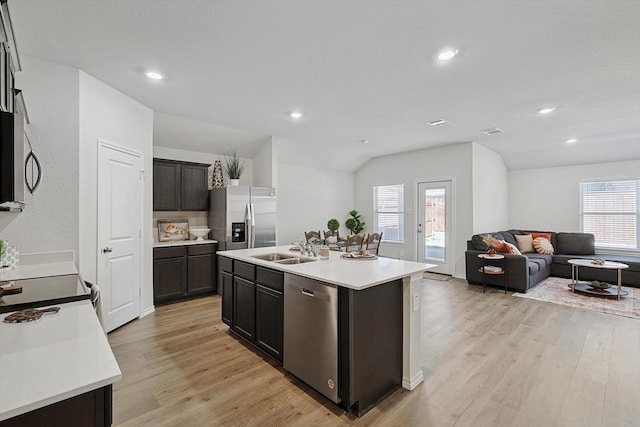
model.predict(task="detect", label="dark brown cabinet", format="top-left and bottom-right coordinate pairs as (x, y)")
top-left (233, 276), bottom-right (255, 341)
top-left (221, 271), bottom-right (233, 326)
top-left (255, 284), bottom-right (283, 360)
top-left (153, 159), bottom-right (209, 211)
top-left (153, 243), bottom-right (217, 305)
top-left (219, 257), bottom-right (284, 362)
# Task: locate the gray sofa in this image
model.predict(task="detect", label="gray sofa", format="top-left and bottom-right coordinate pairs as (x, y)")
top-left (465, 230), bottom-right (640, 293)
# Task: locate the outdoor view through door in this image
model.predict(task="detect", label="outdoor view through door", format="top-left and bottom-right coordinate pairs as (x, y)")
top-left (418, 180), bottom-right (453, 275)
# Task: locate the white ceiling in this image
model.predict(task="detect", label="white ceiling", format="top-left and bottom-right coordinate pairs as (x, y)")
top-left (10, 0), bottom-right (640, 172)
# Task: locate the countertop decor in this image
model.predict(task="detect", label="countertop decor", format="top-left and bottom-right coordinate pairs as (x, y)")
top-left (157, 219), bottom-right (190, 241)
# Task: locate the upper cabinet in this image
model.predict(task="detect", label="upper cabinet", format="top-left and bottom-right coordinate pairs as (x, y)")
top-left (153, 158), bottom-right (210, 211)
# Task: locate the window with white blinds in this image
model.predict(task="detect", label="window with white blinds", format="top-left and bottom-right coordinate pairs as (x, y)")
top-left (373, 184), bottom-right (404, 243)
top-left (580, 180), bottom-right (639, 249)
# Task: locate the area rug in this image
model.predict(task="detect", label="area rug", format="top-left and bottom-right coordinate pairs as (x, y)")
top-left (513, 276), bottom-right (640, 320)
top-left (423, 272), bottom-right (453, 281)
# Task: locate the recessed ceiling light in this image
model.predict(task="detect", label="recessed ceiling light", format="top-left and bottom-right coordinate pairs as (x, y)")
top-left (290, 111), bottom-right (303, 119)
top-left (145, 71), bottom-right (163, 80)
top-left (427, 119), bottom-right (449, 127)
top-left (481, 127), bottom-right (504, 135)
top-left (538, 106), bottom-right (556, 115)
top-left (437, 49), bottom-right (459, 61)
top-left (565, 138), bottom-right (578, 144)
top-left (359, 139), bottom-right (369, 144)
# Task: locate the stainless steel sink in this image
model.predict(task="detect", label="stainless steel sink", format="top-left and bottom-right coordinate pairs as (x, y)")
top-left (251, 253), bottom-right (296, 261)
top-left (273, 257), bottom-right (317, 265)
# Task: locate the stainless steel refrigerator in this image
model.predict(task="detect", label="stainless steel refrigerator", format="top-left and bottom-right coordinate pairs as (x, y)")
top-left (208, 186), bottom-right (276, 251)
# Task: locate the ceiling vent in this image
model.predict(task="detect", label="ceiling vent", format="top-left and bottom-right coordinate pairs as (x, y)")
top-left (481, 127), bottom-right (504, 135)
top-left (427, 119), bottom-right (449, 127)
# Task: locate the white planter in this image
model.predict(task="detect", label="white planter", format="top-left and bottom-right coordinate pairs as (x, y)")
top-left (327, 236), bottom-right (338, 244)
top-left (229, 179), bottom-right (240, 186)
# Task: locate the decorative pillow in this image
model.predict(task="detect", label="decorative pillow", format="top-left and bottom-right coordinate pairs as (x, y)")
top-left (515, 234), bottom-right (535, 253)
top-left (532, 237), bottom-right (554, 255)
top-left (526, 232), bottom-right (553, 242)
top-left (505, 242), bottom-right (521, 255)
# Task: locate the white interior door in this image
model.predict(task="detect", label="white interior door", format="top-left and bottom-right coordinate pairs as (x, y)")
top-left (98, 141), bottom-right (143, 332)
top-left (417, 180), bottom-right (454, 275)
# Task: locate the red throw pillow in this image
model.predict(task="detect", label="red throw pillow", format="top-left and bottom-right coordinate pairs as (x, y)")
top-left (526, 232), bottom-right (553, 242)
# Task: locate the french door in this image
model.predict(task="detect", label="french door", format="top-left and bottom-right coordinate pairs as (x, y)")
top-left (417, 180), bottom-right (453, 275)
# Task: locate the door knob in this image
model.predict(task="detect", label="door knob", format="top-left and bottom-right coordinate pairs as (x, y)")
top-left (102, 247), bottom-right (113, 253)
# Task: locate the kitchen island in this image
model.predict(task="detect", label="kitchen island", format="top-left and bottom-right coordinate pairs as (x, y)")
top-left (0, 251), bottom-right (121, 426)
top-left (218, 245), bottom-right (434, 415)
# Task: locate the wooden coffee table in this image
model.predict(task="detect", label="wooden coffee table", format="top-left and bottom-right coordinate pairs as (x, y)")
top-left (567, 259), bottom-right (629, 300)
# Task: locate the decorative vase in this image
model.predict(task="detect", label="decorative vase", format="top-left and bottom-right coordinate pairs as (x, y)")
top-left (211, 160), bottom-right (224, 189)
top-left (229, 179), bottom-right (240, 186)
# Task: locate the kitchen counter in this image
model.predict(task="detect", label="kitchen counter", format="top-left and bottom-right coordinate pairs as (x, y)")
top-left (218, 245), bottom-right (435, 395)
top-left (153, 238), bottom-right (218, 248)
top-left (0, 251), bottom-right (121, 424)
top-left (0, 300), bottom-right (121, 422)
top-left (217, 245), bottom-right (431, 290)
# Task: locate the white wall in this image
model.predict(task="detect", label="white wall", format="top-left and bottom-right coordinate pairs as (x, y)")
top-left (153, 146), bottom-right (254, 187)
top-left (79, 71), bottom-right (154, 314)
top-left (472, 143), bottom-right (509, 233)
top-left (277, 163), bottom-right (355, 245)
top-left (0, 55), bottom-right (80, 257)
top-left (252, 137), bottom-right (278, 188)
top-left (355, 143), bottom-right (473, 278)
top-left (509, 159), bottom-right (640, 232)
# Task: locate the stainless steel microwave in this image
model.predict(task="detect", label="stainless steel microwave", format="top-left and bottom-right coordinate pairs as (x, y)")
top-left (0, 110), bottom-right (25, 210)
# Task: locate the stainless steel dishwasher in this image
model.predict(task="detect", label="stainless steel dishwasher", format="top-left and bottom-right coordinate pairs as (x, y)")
top-left (283, 273), bottom-right (340, 403)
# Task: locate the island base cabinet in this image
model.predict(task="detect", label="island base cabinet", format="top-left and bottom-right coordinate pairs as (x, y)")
top-left (255, 284), bottom-right (283, 360)
top-left (232, 276), bottom-right (255, 341)
top-left (221, 271), bottom-right (233, 326)
top-left (0, 385), bottom-right (112, 427)
top-left (338, 279), bottom-right (403, 417)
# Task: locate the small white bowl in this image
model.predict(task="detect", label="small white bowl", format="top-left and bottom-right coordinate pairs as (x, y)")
top-left (190, 228), bottom-right (210, 241)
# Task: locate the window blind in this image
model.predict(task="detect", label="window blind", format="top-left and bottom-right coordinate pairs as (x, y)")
top-left (373, 184), bottom-right (404, 243)
top-left (581, 180), bottom-right (639, 249)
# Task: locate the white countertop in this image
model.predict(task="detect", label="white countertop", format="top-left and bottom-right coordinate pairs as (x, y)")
top-left (153, 239), bottom-right (218, 248)
top-left (0, 300), bottom-right (122, 421)
top-left (217, 245), bottom-right (434, 290)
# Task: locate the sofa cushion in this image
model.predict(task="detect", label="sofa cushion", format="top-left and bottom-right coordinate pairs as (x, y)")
top-left (528, 253), bottom-right (554, 268)
top-left (555, 232), bottom-right (595, 255)
top-left (515, 234), bottom-right (535, 253)
top-left (528, 260), bottom-right (541, 274)
top-left (501, 231), bottom-right (518, 247)
top-left (533, 237), bottom-right (554, 254)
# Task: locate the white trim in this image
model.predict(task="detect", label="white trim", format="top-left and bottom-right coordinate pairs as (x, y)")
top-left (402, 372), bottom-right (425, 391)
top-left (140, 305), bottom-right (155, 318)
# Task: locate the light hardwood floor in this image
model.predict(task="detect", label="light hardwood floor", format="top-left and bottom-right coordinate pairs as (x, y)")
top-left (108, 278), bottom-right (640, 427)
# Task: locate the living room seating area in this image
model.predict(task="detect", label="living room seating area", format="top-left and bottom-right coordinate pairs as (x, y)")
top-left (466, 230), bottom-right (640, 293)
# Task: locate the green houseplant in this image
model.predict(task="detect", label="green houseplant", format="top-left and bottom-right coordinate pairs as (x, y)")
top-left (345, 210), bottom-right (365, 234)
top-left (326, 218), bottom-right (340, 243)
top-left (223, 148), bottom-right (248, 185)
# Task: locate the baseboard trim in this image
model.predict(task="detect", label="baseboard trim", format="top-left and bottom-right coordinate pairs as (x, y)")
top-left (140, 305), bottom-right (155, 318)
top-left (402, 371), bottom-right (424, 391)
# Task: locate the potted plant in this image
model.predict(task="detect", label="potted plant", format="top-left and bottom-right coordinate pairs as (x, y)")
top-left (326, 218), bottom-right (340, 243)
top-left (223, 148), bottom-right (248, 186)
top-left (345, 210), bottom-right (365, 234)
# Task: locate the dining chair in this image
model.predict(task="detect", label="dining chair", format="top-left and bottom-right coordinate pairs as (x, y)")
top-left (305, 230), bottom-right (322, 244)
top-left (344, 234), bottom-right (365, 252)
top-left (364, 232), bottom-right (383, 255)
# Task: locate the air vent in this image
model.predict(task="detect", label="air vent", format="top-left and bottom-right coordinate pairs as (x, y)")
top-left (481, 127), bottom-right (504, 135)
top-left (427, 119), bottom-right (449, 127)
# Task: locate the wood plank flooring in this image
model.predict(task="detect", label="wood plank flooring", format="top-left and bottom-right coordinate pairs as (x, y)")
top-left (108, 279), bottom-right (640, 426)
